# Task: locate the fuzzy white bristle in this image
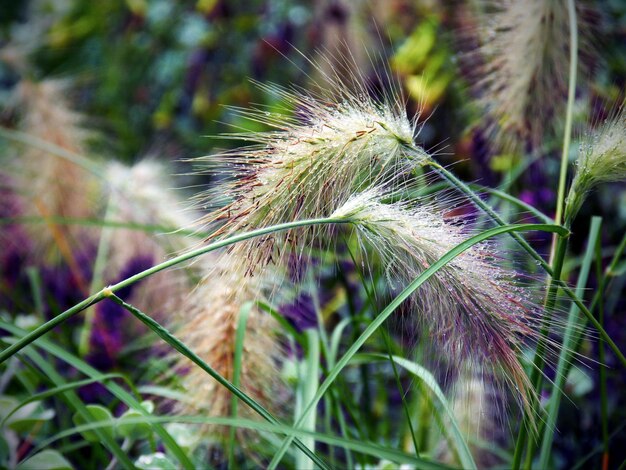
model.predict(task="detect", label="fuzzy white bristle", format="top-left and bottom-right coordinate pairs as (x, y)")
top-left (333, 188), bottom-right (550, 414)
top-left (471, 0), bottom-right (575, 151)
top-left (197, 78), bottom-right (427, 270)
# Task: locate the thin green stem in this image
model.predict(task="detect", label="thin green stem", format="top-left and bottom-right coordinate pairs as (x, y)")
top-left (512, 236), bottom-right (568, 470)
top-left (597, 236), bottom-right (610, 470)
top-left (555, 0), bottom-right (578, 227)
top-left (607, 233), bottom-right (626, 277)
top-left (297, 329), bottom-right (320, 468)
top-left (228, 302), bottom-right (253, 468)
top-left (515, 1), bottom-right (578, 466)
top-left (538, 217), bottom-right (602, 468)
top-left (427, 161), bottom-right (553, 272)
top-left (0, 217), bottom-right (346, 365)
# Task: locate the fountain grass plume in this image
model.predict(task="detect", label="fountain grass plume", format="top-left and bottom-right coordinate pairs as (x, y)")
top-left (566, 103), bottom-right (626, 221)
top-left (471, 0), bottom-right (578, 152)
top-left (173, 254), bottom-right (286, 439)
top-left (10, 79), bottom-right (101, 258)
top-left (196, 71), bottom-right (427, 271)
top-left (332, 187), bottom-right (566, 418)
top-left (438, 371), bottom-right (502, 468)
top-left (103, 159), bottom-right (198, 274)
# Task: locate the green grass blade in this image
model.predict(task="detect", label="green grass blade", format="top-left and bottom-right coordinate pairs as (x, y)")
top-left (352, 353), bottom-right (474, 469)
top-left (538, 217), bottom-right (601, 468)
top-left (105, 293), bottom-right (330, 470)
top-left (2, 343), bottom-right (135, 469)
top-left (33, 415), bottom-right (455, 470)
top-left (0, 321), bottom-right (194, 470)
top-left (1, 373), bottom-right (124, 428)
top-left (556, 0), bottom-right (579, 227)
top-left (596, 223), bottom-right (610, 470)
top-left (228, 301), bottom-right (253, 467)
top-left (267, 222), bottom-right (568, 469)
top-left (297, 329), bottom-right (320, 468)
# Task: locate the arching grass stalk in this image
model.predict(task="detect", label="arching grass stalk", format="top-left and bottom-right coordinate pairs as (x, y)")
top-left (267, 223), bottom-right (569, 470)
top-left (423, 158), bottom-right (551, 272)
top-left (0, 216), bottom-right (345, 365)
top-left (105, 293), bottom-right (329, 470)
top-left (554, 0), bottom-right (579, 228)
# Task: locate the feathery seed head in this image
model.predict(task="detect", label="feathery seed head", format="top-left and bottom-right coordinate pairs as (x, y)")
top-left (199, 80), bottom-right (425, 269)
top-left (567, 105), bottom-right (626, 220)
top-left (470, 0), bottom-right (575, 152)
top-left (10, 80), bottom-right (100, 257)
top-left (105, 159), bottom-right (195, 237)
top-left (438, 371), bottom-right (503, 468)
top-left (333, 189), bottom-right (546, 413)
top-left (174, 255), bottom-right (286, 438)
top-left (100, 160), bottom-right (195, 315)
top-left (104, 159), bottom-right (196, 264)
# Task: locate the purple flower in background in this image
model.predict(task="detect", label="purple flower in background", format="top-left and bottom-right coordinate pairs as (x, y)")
top-left (279, 292), bottom-right (319, 332)
top-left (40, 245), bottom-right (95, 320)
top-left (86, 254), bottom-right (154, 370)
top-left (470, 129), bottom-right (498, 187)
top-left (0, 174), bottom-right (32, 308)
top-left (279, 257), bottom-right (363, 333)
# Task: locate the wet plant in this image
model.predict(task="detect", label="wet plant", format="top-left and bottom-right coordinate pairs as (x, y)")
top-left (0, 1), bottom-right (625, 469)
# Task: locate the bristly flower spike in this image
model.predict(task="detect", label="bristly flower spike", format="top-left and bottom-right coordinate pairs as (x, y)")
top-left (174, 254), bottom-right (286, 439)
top-left (438, 371), bottom-right (503, 468)
top-left (100, 158), bottom-right (196, 315)
top-left (332, 188), bottom-right (561, 418)
top-left (10, 79), bottom-right (100, 258)
top-left (196, 67), bottom-right (429, 271)
top-left (566, 104), bottom-right (626, 221)
top-left (469, 0), bottom-right (581, 152)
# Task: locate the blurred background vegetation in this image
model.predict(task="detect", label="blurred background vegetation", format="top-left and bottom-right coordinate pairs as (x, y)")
top-left (1, 0), bottom-right (625, 468)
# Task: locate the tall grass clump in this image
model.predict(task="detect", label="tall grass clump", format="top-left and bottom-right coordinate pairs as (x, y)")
top-left (1, 3), bottom-right (626, 469)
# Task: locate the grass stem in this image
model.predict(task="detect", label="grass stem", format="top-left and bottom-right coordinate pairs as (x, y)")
top-left (0, 217), bottom-right (345, 365)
